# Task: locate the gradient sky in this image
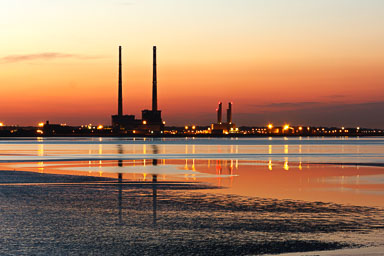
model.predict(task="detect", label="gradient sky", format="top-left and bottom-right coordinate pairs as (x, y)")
top-left (1, 0), bottom-right (384, 127)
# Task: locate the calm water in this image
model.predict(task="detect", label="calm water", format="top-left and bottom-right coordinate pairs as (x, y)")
top-left (1, 137), bottom-right (384, 255)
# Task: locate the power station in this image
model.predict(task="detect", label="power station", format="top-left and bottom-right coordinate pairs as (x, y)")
top-left (211, 102), bottom-right (236, 133)
top-left (112, 46), bottom-right (164, 134)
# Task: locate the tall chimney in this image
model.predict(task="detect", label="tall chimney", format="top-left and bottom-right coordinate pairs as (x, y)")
top-left (227, 102), bottom-right (232, 124)
top-left (152, 46), bottom-right (158, 111)
top-left (217, 102), bottom-right (222, 124)
top-left (118, 46), bottom-right (123, 116)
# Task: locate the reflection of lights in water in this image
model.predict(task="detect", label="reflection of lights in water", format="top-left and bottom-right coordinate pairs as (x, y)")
top-left (284, 145), bottom-right (289, 154)
top-left (284, 159), bottom-right (289, 171)
top-left (268, 160), bottom-right (272, 171)
top-left (184, 174), bottom-right (189, 181)
top-left (216, 160), bottom-right (221, 174)
top-left (143, 173), bottom-right (147, 181)
top-left (143, 159), bottom-right (146, 166)
top-left (192, 174), bottom-right (196, 181)
top-left (235, 145), bottom-right (239, 154)
top-left (143, 145), bottom-right (146, 154)
top-left (37, 137), bottom-right (44, 142)
top-left (98, 144), bottom-right (102, 155)
top-left (184, 159), bottom-right (188, 170)
top-left (162, 159), bottom-right (165, 165)
top-left (133, 160), bottom-right (136, 166)
top-left (269, 145), bottom-right (272, 154)
top-left (38, 161), bottom-right (44, 173)
top-left (299, 162), bottom-right (303, 170)
top-left (185, 145), bottom-right (188, 154)
top-left (235, 159), bottom-right (238, 169)
top-left (299, 145), bottom-right (302, 154)
top-left (192, 145), bottom-right (195, 154)
top-left (230, 145), bottom-right (234, 154)
top-left (192, 159), bottom-right (195, 171)
top-left (38, 144), bottom-right (44, 156)
top-left (99, 171), bottom-right (103, 176)
top-left (230, 160), bottom-right (233, 168)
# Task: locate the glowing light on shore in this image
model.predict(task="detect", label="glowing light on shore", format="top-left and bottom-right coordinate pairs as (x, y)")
top-left (0, 122), bottom-right (3, 127)
top-left (283, 125), bottom-right (290, 131)
top-left (97, 125), bottom-right (103, 130)
top-left (268, 124), bottom-right (273, 129)
top-left (38, 122), bottom-right (44, 127)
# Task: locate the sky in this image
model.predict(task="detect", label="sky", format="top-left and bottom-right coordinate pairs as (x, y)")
top-left (0, 0), bottom-right (384, 127)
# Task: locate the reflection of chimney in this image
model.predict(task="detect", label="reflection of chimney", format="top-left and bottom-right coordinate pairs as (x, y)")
top-left (152, 46), bottom-right (158, 111)
top-left (118, 46), bottom-right (123, 116)
top-left (217, 102), bottom-right (222, 124)
top-left (227, 102), bottom-right (232, 124)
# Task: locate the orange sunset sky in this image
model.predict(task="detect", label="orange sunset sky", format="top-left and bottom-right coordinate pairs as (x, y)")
top-left (1, 0), bottom-right (384, 127)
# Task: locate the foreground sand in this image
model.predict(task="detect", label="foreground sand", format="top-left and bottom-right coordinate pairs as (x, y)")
top-left (1, 170), bottom-right (384, 255)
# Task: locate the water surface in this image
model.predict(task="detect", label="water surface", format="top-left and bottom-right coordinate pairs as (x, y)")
top-left (1, 137), bottom-right (383, 255)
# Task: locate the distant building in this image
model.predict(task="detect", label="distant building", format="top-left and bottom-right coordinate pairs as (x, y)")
top-left (211, 102), bottom-right (236, 134)
top-left (111, 46), bottom-right (164, 134)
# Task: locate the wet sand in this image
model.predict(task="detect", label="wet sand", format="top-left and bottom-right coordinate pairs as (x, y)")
top-left (269, 246), bottom-right (384, 256)
top-left (1, 170), bottom-right (384, 255)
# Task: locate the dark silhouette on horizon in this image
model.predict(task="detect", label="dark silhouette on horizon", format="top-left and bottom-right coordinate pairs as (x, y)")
top-left (112, 46), bottom-right (164, 134)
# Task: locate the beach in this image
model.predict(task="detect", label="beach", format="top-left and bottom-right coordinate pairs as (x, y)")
top-left (1, 137), bottom-right (384, 255)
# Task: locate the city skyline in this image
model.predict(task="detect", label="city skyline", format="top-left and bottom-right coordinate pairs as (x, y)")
top-left (1, 0), bottom-right (384, 127)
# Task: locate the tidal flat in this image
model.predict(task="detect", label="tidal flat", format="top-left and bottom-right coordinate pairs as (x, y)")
top-left (1, 171), bottom-right (384, 255)
top-left (1, 137), bottom-right (384, 255)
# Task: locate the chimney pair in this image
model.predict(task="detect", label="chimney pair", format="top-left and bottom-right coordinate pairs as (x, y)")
top-left (117, 46), bottom-right (158, 116)
top-left (217, 102), bottom-right (232, 124)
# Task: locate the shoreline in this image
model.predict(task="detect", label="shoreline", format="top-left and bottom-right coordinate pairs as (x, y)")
top-left (1, 157), bottom-right (384, 168)
top-left (271, 246), bottom-right (384, 256)
top-left (1, 134), bottom-right (384, 138)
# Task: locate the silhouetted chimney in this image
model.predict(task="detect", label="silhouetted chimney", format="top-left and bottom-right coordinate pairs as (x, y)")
top-left (118, 46), bottom-right (123, 116)
top-left (227, 102), bottom-right (232, 124)
top-left (217, 102), bottom-right (222, 124)
top-left (152, 46), bottom-right (158, 111)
